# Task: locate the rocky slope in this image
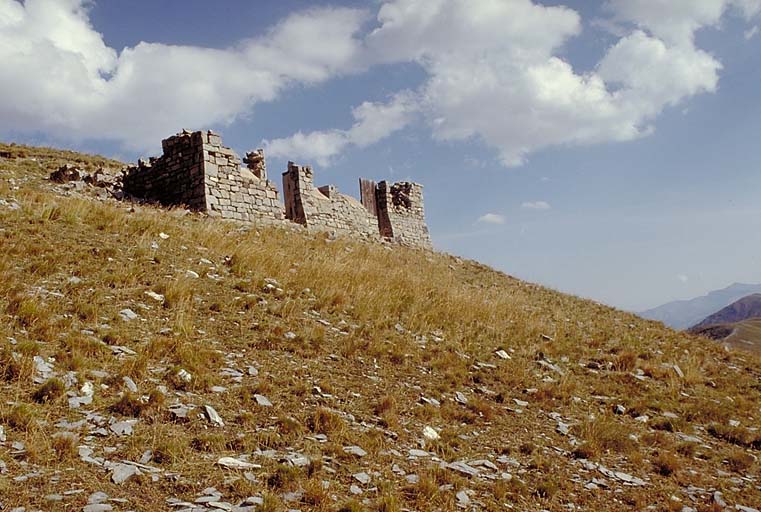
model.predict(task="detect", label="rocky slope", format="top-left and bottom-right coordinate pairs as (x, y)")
top-left (0, 142), bottom-right (760, 511)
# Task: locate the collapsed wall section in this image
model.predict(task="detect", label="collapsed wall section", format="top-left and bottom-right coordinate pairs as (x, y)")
top-left (121, 130), bottom-right (206, 210)
top-left (376, 181), bottom-right (432, 249)
top-left (123, 130), bottom-right (282, 222)
top-left (282, 162), bottom-right (379, 238)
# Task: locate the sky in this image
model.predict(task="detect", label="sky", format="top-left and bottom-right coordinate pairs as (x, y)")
top-left (1, 0), bottom-right (761, 312)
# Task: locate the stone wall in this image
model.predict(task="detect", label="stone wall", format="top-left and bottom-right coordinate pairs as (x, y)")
top-left (123, 130), bottom-right (283, 222)
top-left (121, 130), bottom-right (206, 210)
top-left (377, 181), bottom-right (432, 249)
top-left (282, 162), bottom-right (379, 238)
top-left (122, 130), bottom-right (432, 249)
top-left (202, 137), bottom-right (283, 221)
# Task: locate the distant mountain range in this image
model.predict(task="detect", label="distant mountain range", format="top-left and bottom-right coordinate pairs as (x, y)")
top-left (687, 294), bottom-right (761, 356)
top-left (639, 282), bottom-right (761, 329)
top-left (688, 293), bottom-right (761, 331)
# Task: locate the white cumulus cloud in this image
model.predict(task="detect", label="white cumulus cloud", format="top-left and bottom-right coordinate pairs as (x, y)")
top-left (263, 91), bottom-right (418, 166)
top-left (274, 0), bottom-right (759, 168)
top-left (476, 213), bottom-right (506, 225)
top-left (1, 0), bottom-right (759, 166)
top-left (0, 0), bottom-right (367, 152)
top-left (521, 201), bottom-right (551, 210)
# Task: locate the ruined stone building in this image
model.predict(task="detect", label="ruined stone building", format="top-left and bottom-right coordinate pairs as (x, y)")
top-left (122, 130), bottom-right (432, 249)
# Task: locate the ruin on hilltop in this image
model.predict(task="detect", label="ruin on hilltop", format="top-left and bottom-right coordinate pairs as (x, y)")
top-left (121, 130), bottom-right (432, 249)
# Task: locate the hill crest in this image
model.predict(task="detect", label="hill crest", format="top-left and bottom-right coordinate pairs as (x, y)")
top-left (0, 141), bottom-right (760, 511)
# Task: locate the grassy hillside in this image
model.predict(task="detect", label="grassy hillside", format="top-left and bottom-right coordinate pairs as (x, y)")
top-left (1, 142), bottom-right (760, 511)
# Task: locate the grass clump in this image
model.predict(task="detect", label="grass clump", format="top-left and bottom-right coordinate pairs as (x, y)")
top-left (652, 451), bottom-right (680, 476)
top-left (31, 378), bottom-right (65, 403)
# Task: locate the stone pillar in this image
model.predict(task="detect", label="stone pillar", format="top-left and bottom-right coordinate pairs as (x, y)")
top-left (359, 178), bottom-right (378, 216)
top-left (282, 162), bottom-right (311, 225)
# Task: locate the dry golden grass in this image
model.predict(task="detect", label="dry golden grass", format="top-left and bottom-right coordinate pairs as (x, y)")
top-left (0, 143), bottom-right (760, 510)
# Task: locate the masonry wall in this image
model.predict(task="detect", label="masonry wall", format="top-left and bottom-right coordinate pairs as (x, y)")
top-left (202, 138), bottom-right (283, 221)
top-left (376, 181), bottom-right (432, 249)
top-left (122, 130), bottom-right (206, 210)
top-left (282, 162), bottom-right (379, 239)
top-left (122, 129), bottom-right (432, 249)
top-left (123, 130), bottom-right (283, 222)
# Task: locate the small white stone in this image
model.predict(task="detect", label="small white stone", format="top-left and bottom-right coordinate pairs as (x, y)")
top-left (122, 376), bottom-right (138, 393)
top-left (111, 463), bottom-right (140, 484)
top-left (144, 291), bottom-right (165, 302)
top-left (422, 426), bottom-right (440, 441)
top-left (118, 309), bottom-right (138, 321)
top-left (254, 394), bottom-right (272, 407)
top-left (216, 457), bottom-right (261, 470)
top-left (343, 445), bottom-right (367, 457)
top-left (81, 381), bottom-right (94, 396)
top-left (353, 472), bottom-right (370, 485)
top-left (204, 405), bottom-right (225, 427)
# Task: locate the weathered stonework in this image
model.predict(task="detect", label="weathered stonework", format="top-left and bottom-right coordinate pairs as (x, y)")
top-left (282, 163), bottom-right (432, 249)
top-left (376, 181), bottom-right (432, 248)
top-left (123, 130), bottom-right (282, 222)
top-left (121, 130), bottom-right (207, 210)
top-left (201, 136), bottom-right (282, 222)
top-left (122, 130), bottom-right (432, 249)
top-left (282, 162), bottom-right (379, 239)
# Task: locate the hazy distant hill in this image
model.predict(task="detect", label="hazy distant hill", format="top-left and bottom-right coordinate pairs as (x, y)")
top-left (639, 282), bottom-right (761, 329)
top-left (691, 318), bottom-right (761, 355)
top-left (689, 294), bottom-right (761, 330)
top-left (688, 294), bottom-right (761, 355)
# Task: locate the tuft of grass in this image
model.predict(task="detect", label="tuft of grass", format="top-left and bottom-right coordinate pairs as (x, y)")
top-left (31, 378), bottom-right (65, 403)
top-left (4, 403), bottom-right (35, 431)
top-left (307, 407), bottom-right (345, 435)
top-left (110, 390), bottom-right (164, 417)
top-left (652, 451), bottom-right (680, 476)
top-left (726, 449), bottom-right (754, 473)
top-left (573, 416), bottom-right (637, 458)
top-left (51, 432), bottom-right (78, 460)
top-left (535, 478), bottom-right (559, 499)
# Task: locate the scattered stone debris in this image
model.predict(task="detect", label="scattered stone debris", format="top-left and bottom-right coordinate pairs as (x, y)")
top-left (447, 461), bottom-right (480, 477)
top-left (216, 457), bottom-right (261, 470)
top-left (422, 426), bottom-right (440, 441)
top-left (254, 394), bottom-right (272, 407)
top-left (204, 405), bottom-right (225, 427)
top-left (118, 308), bottom-right (138, 321)
top-left (343, 445), bottom-right (367, 458)
top-left (110, 463), bottom-right (141, 484)
top-left (49, 164), bottom-right (84, 183)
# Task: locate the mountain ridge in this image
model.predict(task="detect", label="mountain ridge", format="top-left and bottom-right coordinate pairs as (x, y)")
top-left (689, 293), bottom-right (761, 331)
top-left (639, 282), bottom-right (761, 329)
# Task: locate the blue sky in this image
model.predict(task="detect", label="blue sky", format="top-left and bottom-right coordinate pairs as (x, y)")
top-left (1, 0), bottom-right (760, 311)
